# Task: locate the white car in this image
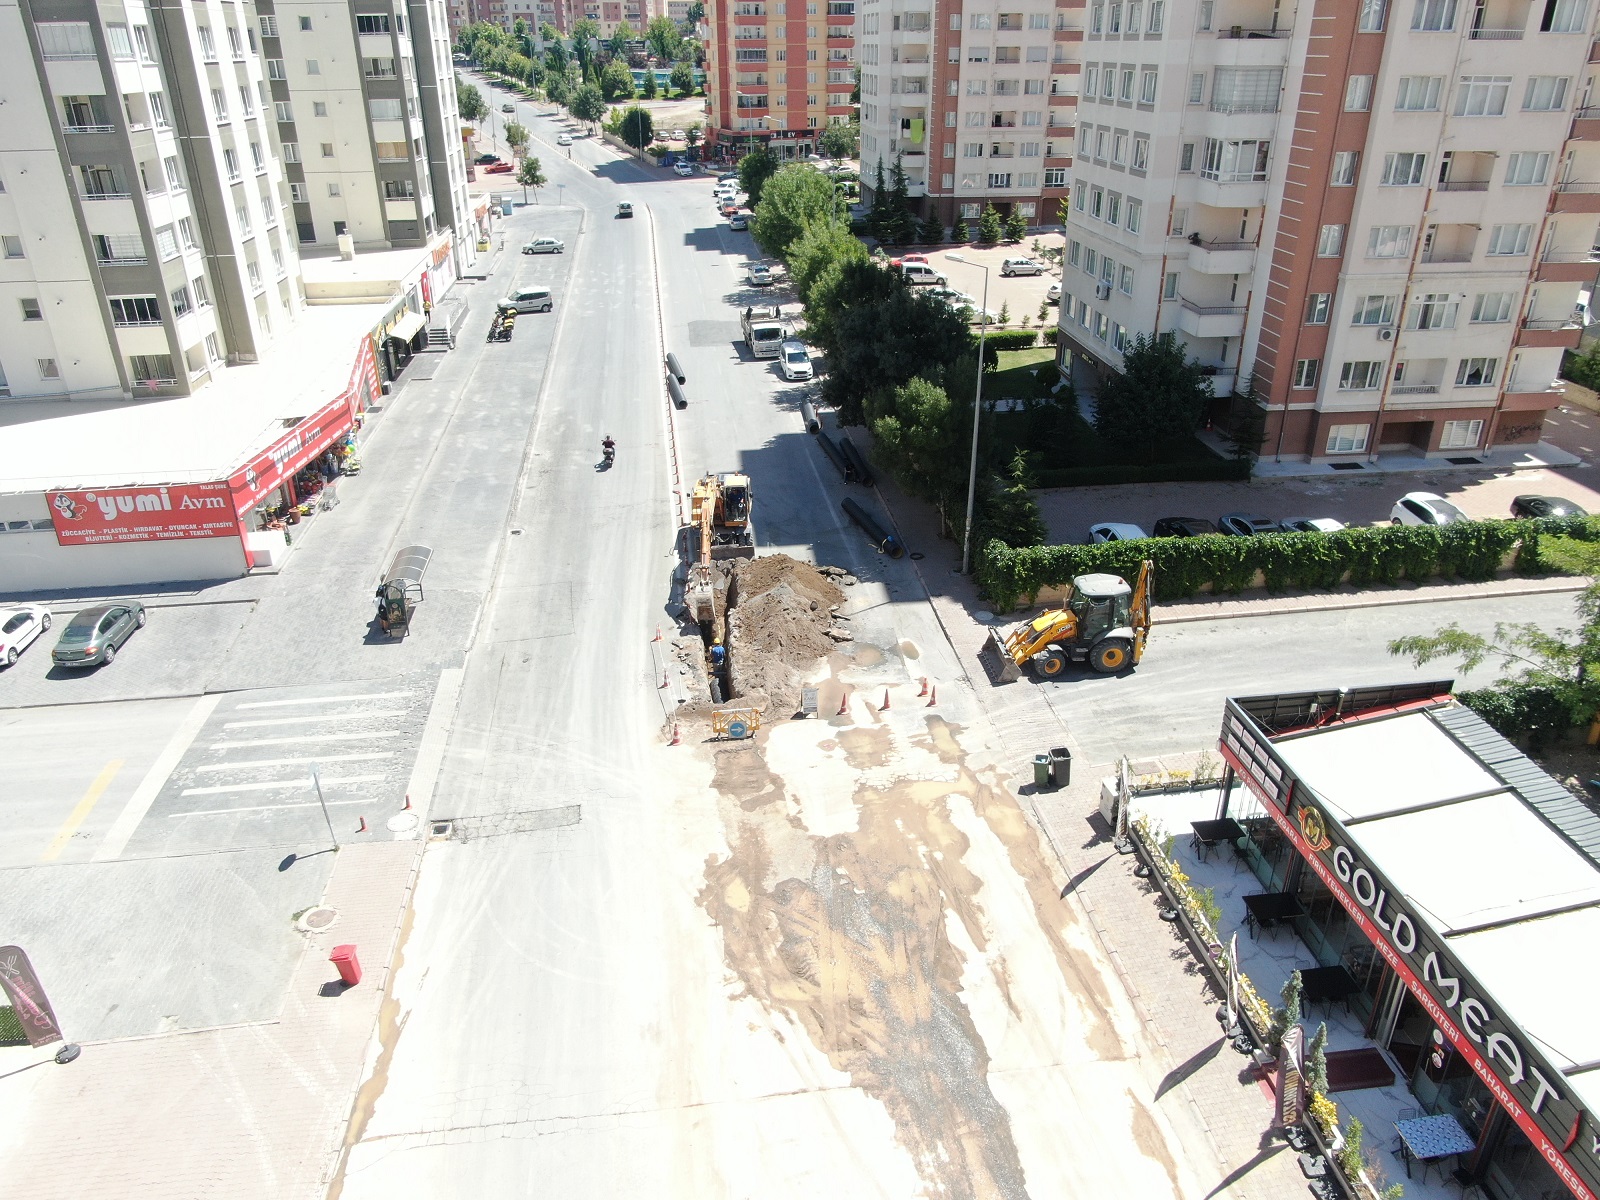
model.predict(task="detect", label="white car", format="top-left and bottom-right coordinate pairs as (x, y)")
top-left (747, 263), bottom-right (774, 286)
top-left (928, 287), bottom-right (997, 324)
top-left (1281, 517), bottom-right (1347, 533)
top-left (0, 604), bottom-right (51, 668)
top-left (716, 184), bottom-right (739, 200)
top-left (1089, 522), bottom-right (1149, 543)
top-left (673, 160), bottom-right (694, 176)
top-left (1001, 257), bottom-right (1045, 276)
top-left (521, 237), bottom-right (565, 254)
top-left (780, 340), bottom-right (813, 380)
top-left (1047, 281), bottom-right (1061, 303)
top-left (501, 102), bottom-right (514, 113)
top-left (1391, 492), bottom-right (1470, 526)
top-left (556, 133), bottom-right (572, 146)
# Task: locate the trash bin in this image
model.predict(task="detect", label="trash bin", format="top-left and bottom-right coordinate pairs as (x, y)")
top-left (1050, 746), bottom-right (1072, 788)
top-left (329, 944), bottom-right (362, 987)
top-left (1033, 753), bottom-right (1052, 790)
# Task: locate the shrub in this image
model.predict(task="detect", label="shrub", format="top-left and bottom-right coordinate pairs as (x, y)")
top-left (1457, 681), bottom-right (1575, 747)
top-left (980, 329), bottom-right (1041, 355)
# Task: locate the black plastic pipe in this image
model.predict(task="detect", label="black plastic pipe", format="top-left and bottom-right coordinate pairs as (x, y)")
top-left (666, 352), bottom-right (686, 383)
top-left (799, 394), bottom-right (820, 433)
top-left (838, 436), bottom-right (874, 487)
top-left (667, 374), bottom-right (687, 408)
top-left (842, 498), bottom-right (904, 557)
top-left (818, 433), bottom-right (855, 481)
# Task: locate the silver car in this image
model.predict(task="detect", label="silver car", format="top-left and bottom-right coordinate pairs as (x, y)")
top-left (521, 237), bottom-right (565, 254)
top-left (51, 602), bottom-right (145, 668)
top-left (1001, 257), bottom-right (1044, 276)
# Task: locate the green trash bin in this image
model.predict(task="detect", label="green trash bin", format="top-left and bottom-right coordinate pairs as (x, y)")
top-left (1033, 753), bottom-right (1052, 790)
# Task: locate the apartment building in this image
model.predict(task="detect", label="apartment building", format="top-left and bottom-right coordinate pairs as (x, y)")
top-left (258, 0), bottom-right (472, 271)
top-left (856, 0), bottom-right (1078, 228)
top-left (1059, 0), bottom-right (1598, 465)
top-left (0, 0), bottom-right (304, 401)
top-left (705, 0), bottom-right (856, 162)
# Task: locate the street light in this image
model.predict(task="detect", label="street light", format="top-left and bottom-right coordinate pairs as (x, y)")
top-left (946, 252), bottom-right (990, 576)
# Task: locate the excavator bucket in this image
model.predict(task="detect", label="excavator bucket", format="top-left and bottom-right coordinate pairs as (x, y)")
top-left (985, 625), bottom-right (1023, 683)
top-left (1130, 559), bottom-right (1153, 665)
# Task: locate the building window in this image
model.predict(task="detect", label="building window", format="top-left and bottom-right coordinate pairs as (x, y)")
top-left (1178, 143), bottom-right (1195, 172)
top-left (1394, 76), bottom-right (1442, 111)
top-left (1351, 294), bottom-right (1399, 325)
top-left (178, 218), bottom-right (197, 248)
top-left (130, 354), bottom-right (175, 383)
top-left (133, 25), bottom-right (155, 62)
top-left (1471, 292), bottom-right (1514, 323)
top-left (306, 59), bottom-right (321, 75)
top-left (150, 92), bottom-right (170, 127)
top-left (239, 86), bottom-right (255, 116)
top-left (1119, 69), bottom-right (1135, 101)
top-left (196, 25), bottom-right (217, 59)
top-left (223, 149), bottom-right (241, 180)
top-left (193, 276), bottom-right (211, 306)
top-left (1119, 264), bottom-right (1134, 294)
top-left (382, 179), bottom-right (415, 200)
top-left (1305, 293), bottom-right (1331, 324)
top-left (19, 298), bottom-right (41, 321)
top-left (960, 202), bottom-right (982, 218)
top-left (1331, 151), bottom-right (1359, 186)
top-left (227, 25), bottom-right (243, 56)
top-left (321, 142), bottom-right (335, 158)
top-left (206, 333), bottom-right (222, 361)
top-left (1171, 208), bottom-right (1187, 236)
top-left (1367, 225), bottom-right (1413, 258)
top-left (170, 286), bottom-right (191, 317)
top-left (1411, 0), bottom-right (1457, 30)
top-left (356, 14), bottom-right (391, 32)
top-left (155, 227), bottom-right (180, 260)
top-left (1487, 223), bottom-right (1532, 255)
top-left (110, 296), bottom-right (161, 326)
top-left (38, 358), bottom-right (60, 380)
top-left (1126, 198), bottom-right (1142, 232)
top-left (1345, 76), bottom-right (1373, 111)
top-left (1164, 271), bottom-right (1179, 299)
top-left (1090, 186), bottom-right (1104, 217)
top-left (1106, 191), bottom-right (1121, 223)
top-left (1132, 136), bottom-right (1148, 170)
top-left (247, 261), bottom-right (262, 289)
top-left (259, 15), bottom-right (278, 37)
top-left (328, 183), bottom-right (341, 197)
top-left (1454, 360), bottom-right (1497, 387)
top-left (211, 88), bottom-right (228, 121)
top-left (1523, 76), bottom-right (1570, 111)
top-left (1380, 152), bottom-right (1426, 185)
top-left (1085, 66), bottom-right (1099, 96)
top-left (107, 23), bottom-right (134, 58)
top-left (1453, 76), bottom-right (1510, 116)
top-left (1140, 70), bottom-right (1158, 103)
top-left (1440, 418), bottom-right (1485, 447)
top-left (1069, 240), bottom-right (1081, 266)
top-left (1505, 152), bottom-right (1551, 186)
top-left (1317, 226), bottom-right (1346, 258)
top-left (1325, 423), bottom-right (1368, 453)
top-left (1339, 361), bottom-right (1384, 389)
top-left (1200, 138), bottom-right (1269, 182)
top-left (1541, 0), bottom-right (1586, 31)
top-left (267, 59), bottom-right (286, 80)
top-left (282, 142), bottom-right (300, 163)
top-left (290, 182), bottom-right (308, 202)
top-left (1406, 292), bottom-right (1459, 329)
top-left (1294, 359), bottom-right (1321, 389)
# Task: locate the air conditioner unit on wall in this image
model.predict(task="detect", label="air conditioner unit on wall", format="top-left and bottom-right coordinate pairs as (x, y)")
top-left (1096, 281), bottom-right (1112, 299)
top-left (1379, 327), bottom-right (1395, 341)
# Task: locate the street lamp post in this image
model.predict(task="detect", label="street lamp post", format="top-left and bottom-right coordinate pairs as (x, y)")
top-left (946, 253), bottom-right (990, 576)
top-left (308, 764), bottom-right (340, 851)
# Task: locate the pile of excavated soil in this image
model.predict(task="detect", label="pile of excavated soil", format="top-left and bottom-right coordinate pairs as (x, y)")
top-left (726, 555), bottom-right (848, 711)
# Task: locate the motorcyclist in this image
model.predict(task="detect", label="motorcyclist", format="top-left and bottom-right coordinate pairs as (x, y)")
top-left (602, 435), bottom-right (616, 462)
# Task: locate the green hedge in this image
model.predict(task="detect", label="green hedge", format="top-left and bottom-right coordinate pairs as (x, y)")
top-left (0, 1006), bottom-right (24, 1045)
top-left (981, 329), bottom-right (1041, 353)
top-left (1033, 459), bottom-right (1250, 489)
top-left (975, 517), bottom-right (1589, 611)
top-left (1457, 682), bottom-right (1576, 748)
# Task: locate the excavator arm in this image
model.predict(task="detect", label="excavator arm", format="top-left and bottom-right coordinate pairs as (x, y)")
top-left (1130, 559), bottom-right (1153, 665)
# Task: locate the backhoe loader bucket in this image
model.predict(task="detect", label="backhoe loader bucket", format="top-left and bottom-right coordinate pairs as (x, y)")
top-left (985, 625), bottom-right (1023, 683)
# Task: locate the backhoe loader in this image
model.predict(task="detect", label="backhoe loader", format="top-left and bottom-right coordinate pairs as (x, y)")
top-left (988, 560), bottom-right (1152, 681)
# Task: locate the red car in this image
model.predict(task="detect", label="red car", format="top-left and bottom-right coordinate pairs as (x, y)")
top-left (891, 253), bottom-right (930, 268)
top-left (485, 161), bottom-right (513, 174)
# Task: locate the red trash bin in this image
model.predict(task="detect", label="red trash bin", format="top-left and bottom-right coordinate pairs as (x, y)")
top-left (329, 944), bottom-right (362, 986)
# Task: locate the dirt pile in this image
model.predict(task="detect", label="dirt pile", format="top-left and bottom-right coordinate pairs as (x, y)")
top-left (725, 555), bottom-right (849, 710)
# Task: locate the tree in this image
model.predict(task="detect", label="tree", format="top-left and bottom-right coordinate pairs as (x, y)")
top-left (514, 17), bottom-right (528, 38)
top-left (669, 60), bottom-right (694, 97)
top-left (867, 157), bottom-right (889, 240)
top-left (545, 72), bottom-right (572, 108)
top-left (738, 146), bottom-right (779, 205)
top-left (917, 213), bottom-right (944, 244)
top-left (1269, 970), bottom-right (1303, 1056)
top-left (784, 217), bottom-right (868, 305)
top-left (883, 155), bottom-right (916, 245)
top-left (1004, 208), bottom-right (1027, 242)
top-left (1092, 332), bottom-right (1212, 464)
top-left (685, 124), bottom-right (702, 148)
top-left (544, 39), bottom-right (570, 78)
top-left (868, 374), bottom-right (975, 532)
top-left (818, 120), bottom-right (859, 163)
top-left (686, 0), bottom-right (705, 22)
top-left (640, 68), bottom-right (658, 99)
top-left (618, 105), bottom-right (654, 150)
top-left (607, 20), bottom-right (634, 58)
top-left (456, 78), bottom-right (488, 123)
top-left (517, 155), bottom-right (547, 202)
top-left (539, 21), bottom-right (560, 45)
top-left (601, 58), bottom-right (635, 100)
top-left (570, 82), bottom-right (607, 129)
top-left (504, 120), bottom-right (530, 157)
top-left (751, 164), bottom-right (843, 260)
top-left (977, 450), bottom-right (1047, 548)
top-left (978, 203), bottom-right (1003, 244)
top-left (646, 15), bottom-right (683, 60)
top-left (953, 215), bottom-right (971, 243)
top-left (571, 18), bottom-right (600, 74)
top-left (1307, 1022), bottom-right (1330, 1100)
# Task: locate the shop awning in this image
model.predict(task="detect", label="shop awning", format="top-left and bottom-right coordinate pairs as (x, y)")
top-left (387, 311), bottom-right (427, 344)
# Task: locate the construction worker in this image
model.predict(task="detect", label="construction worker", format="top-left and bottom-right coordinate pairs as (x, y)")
top-left (708, 639), bottom-right (726, 669)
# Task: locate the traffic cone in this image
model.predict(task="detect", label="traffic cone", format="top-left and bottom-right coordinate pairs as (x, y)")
top-left (917, 677), bottom-right (929, 697)
top-left (660, 667), bottom-right (670, 689)
top-left (653, 625), bottom-right (662, 642)
top-left (927, 685), bottom-right (938, 707)
top-left (670, 722), bottom-right (681, 746)
top-left (357, 816), bottom-right (368, 834)
top-left (836, 690), bottom-right (850, 716)
top-left (880, 688), bottom-right (892, 711)
top-left (402, 794), bottom-right (412, 811)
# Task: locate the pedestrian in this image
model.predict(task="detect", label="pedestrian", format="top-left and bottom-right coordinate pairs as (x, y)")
top-left (709, 639), bottom-right (726, 669)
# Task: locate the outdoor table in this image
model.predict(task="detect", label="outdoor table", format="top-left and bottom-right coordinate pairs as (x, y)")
top-left (1190, 818), bottom-right (1247, 862)
top-left (1395, 1113), bottom-right (1476, 1182)
top-left (1242, 892), bottom-right (1306, 939)
top-left (1300, 964), bottom-right (1361, 1014)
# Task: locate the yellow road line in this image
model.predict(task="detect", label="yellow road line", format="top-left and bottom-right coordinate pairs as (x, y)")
top-left (42, 760), bottom-right (124, 862)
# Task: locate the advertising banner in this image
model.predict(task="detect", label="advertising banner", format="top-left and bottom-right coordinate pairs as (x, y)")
top-left (0, 945), bottom-right (65, 1047)
top-left (47, 482), bottom-right (238, 545)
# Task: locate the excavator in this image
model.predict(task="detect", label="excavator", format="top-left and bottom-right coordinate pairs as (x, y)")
top-left (989, 560), bottom-right (1152, 681)
top-left (684, 472), bottom-right (756, 631)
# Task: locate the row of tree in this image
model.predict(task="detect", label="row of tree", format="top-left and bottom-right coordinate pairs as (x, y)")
top-left (865, 158), bottom-right (1028, 246)
top-left (456, 16), bottom-right (701, 108)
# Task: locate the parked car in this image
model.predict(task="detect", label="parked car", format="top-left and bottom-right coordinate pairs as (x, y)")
top-left (780, 340), bottom-right (813, 381)
top-left (747, 263), bottom-right (774, 286)
top-left (1391, 492), bottom-right (1469, 526)
top-left (673, 160), bottom-right (694, 176)
top-left (900, 262), bottom-right (947, 286)
top-left (1152, 516), bottom-right (1218, 538)
top-left (501, 102), bottom-right (514, 113)
top-left (1510, 494), bottom-right (1589, 519)
top-left (0, 604), bottom-right (51, 668)
top-left (1047, 281), bottom-right (1061, 303)
top-left (522, 237), bottom-right (565, 254)
top-left (475, 153), bottom-right (502, 164)
top-left (1001, 257), bottom-right (1045, 276)
top-left (502, 287), bottom-right (553, 313)
top-left (1218, 512), bottom-right (1282, 536)
top-left (51, 602), bottom-right (145, 668)
top-left (616, 202), bottom-right (634, 218)
top-left (890, 254), bottom-right (931, 268)
top-left (1281, 517), bottom-right (1347, 533)
top-left (484, 162), bottom-right (513, 173)
top-left (728, 212), bottom-right (749, 230)
top-left (1089, 522), bottom-right (1149, 543)
top-left (556, 133), bottom-right (573, 146)
top-left (719, 171), bottom-right (740, 183)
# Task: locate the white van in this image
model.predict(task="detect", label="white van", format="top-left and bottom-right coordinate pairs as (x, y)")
top-left (502, 287), bottom-right (553, 313)
top-left (900, 262), bottom-right (947, 286)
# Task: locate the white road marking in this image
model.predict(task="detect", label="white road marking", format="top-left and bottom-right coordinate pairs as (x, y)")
top-left (194, 752), bottom-right (395, 773)
top-left (396, 668), bottom-right (465, 837)
top-left (232, 691), bottom-right (414, 710)
top-left (93, 694), bottom-right (223, 862)
top-left (210, 730), bottom-right (403, 749)
top-left (169, 798), bottom-right (372, 817)
top-left (222, 709), bottom-right (408, 729)
top-left (180, 773), bottom-right (387, 797)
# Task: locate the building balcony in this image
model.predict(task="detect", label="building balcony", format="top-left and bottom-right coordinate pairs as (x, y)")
top-left (1054, 26), bottom-right (1084, 41)
top-left (1467, 25), bottom-right (1524, 38)
top-left (96, 254), bottom-right (149, 267)
top-left (1195, 177), bottom-right (1268, 209)
top-left (1501, 382), bottom-right (1566, 409)
top-left (1186, 238), bottom-right (1257, 274)
top-left (1436, 179), bottom-right (1490, 192)
top-left (827, 35), bottom-right (852, 48)
top-left (64, 122), bottom-right (116, 134)
top-left (1518, 317), bottom-right (1584, 348)
top-left (1216, 25), bottom-right (1290, 38)
top-left (1197, 365), bottom-right (1238, 395)
top-left (1553, 181), bottom-right (1600, 212)
top-left (1537, 250), bottom-right (1600, 281)
top-left (1571, 106), bottom-right (1600, 139)
top-left (1177, 297), bottom-right (1247, 338)
top-left (1590, 37), bottom-right (1600, 63)
top-left (1391, 384), bottom-right (1441, 396)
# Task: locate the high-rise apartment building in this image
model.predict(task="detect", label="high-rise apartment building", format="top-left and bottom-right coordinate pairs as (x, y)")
top-left (1060, 0), bottom-right (1597, 464)
top-left (705, 0), bottom-right (857, 162)
top-left (0, 0), bottom-right (304, 400)
top-left (856, 0), bottom-right (1078, 228)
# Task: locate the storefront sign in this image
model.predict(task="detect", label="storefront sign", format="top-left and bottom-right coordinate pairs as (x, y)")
top-left (1219, 711), bottom-right (1600, 1200)
top-left (0, 945), bottom-right (64, 1047)
top-left (47, 482), bottom-right (238, 545)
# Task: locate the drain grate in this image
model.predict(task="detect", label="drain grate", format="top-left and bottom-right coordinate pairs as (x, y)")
top-left (429, 805), bottom-right (583, 842)
top-left (1446, 456), bottom-right (1481, 465)
top-left (1329, 462), bottom-right (1365, 471)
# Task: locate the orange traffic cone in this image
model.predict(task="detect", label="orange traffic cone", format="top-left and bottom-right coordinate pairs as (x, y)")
top-left (880, 688), bottom-right (892, 711)
top-left (653, 625), bottom-right (662, 642)
top-left (836, 690), bottom-right (850, 716)
top-left (660, 667), bottom-right (670, 689)
top-left (402, 794), bottom-right (412, 811)
top-left (927, 685), bottom-right (938, 707)
top-left (357, 816), bottom-right (368, 834)
top-left (670, 722), bottom-right (681, 746)
top-left (917, 677), bottom-right (929, 697)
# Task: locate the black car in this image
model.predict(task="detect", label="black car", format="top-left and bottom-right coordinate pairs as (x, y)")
top-left (1218, 512), bottom-right (1282, 536)
top-left (51, 602), bottom-right (146, 668)
top-left (1153, 516), bottom-right (1218, 538)
top-left (719, 172), bottom-right (739, 183)
top-left (1511, 495), bottom-right (1588, 519)
top-left (475, 153), bottom-right (501, 164)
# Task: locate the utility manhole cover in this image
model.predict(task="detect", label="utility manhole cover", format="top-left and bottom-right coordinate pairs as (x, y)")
top-left (387, 812), bottom-right (420, 833)
top-left (297, 907), bottom-right (339, 933)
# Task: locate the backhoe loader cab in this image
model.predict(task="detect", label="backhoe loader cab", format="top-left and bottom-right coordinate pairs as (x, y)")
top-left (989, 561), bottom-right (1153, 682)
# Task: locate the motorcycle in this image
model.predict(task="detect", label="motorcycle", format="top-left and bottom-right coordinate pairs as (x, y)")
top-left (602, 441), bottom-right (616, 467)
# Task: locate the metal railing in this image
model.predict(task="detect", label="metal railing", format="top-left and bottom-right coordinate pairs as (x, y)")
top-left (1217, 26), bottom-right (1289, 38)
top-left (1392, 384), bottom-right (1440, 394)
top-left (1468, 26), bottom-right (1525, 38)
top-left (1437, 179), bottom-right (1490, 191)
top-left (1191, 238), bottom-right (1256, 252)
top-left (64, 123), bottom-right (115, 134)
top-left (1556, 181), bottom-right (1600, 192)
top-left (1522, 317), bottom-right (1583, 330)
top-left (81, 191), bottom-right (131, 201)
top-left (1541, 249), bottom-right (1600, 262)
top-left (1209, 101), bottom-right (1280, 113)
top-left (1179, 297), bottom-right (1248, 316)
top-left (96, 255), bottom-right (148, 266)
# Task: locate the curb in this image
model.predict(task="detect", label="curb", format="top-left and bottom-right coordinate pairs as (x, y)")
top-left (1152, 575), bottom-right (1586, 626)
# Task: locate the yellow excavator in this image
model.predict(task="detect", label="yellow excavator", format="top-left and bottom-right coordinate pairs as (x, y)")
top-left (684, 472), bottom-right (755, 630)
top-left (989, 560), bottom-right (1152, 681)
